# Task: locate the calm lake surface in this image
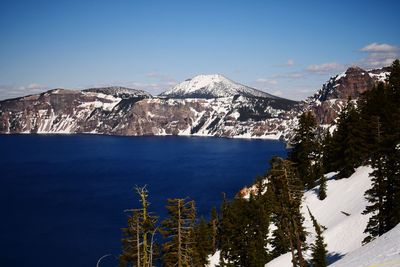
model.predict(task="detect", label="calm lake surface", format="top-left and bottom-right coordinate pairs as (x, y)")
top-left (0, 134), bottom-right (286, 267)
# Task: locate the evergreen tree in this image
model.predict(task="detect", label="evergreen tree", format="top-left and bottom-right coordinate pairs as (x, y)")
top-left (119, 186), bottom-right (158, 267)
top-left (209, 206), bottom-right (218, 253)
top-left (246, 177), bottom-right (272, 266)
top-left (322, 130), bottom-right (335, 173)
top-left (385, 59), bottom-right (400, 229)
top-left (219, 177), bottom-right (271, 267)
top-left (290, 111), bottom-right (320, 189)
top-left (362, 59), bottom-right (400, 243)
top-left (307, 207), bottom-right (327, 267)
top-left (318, 171), bottom-right (327, 201)
top-left (389, 59), bottom-right (400, 99)
top-left (267, 157), bottom-right (307, 267)
top-left (329, 100), bottom-right (363, 178)
top-left (362, 153), bottom-right (387, 243)
top-left (161, 198), bottom-right (197, 267)
top-left (193, 217), bottom-right (212, 266)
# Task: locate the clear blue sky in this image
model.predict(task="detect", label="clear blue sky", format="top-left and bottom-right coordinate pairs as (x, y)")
top-left (0, 0), bottom-right (399, 100)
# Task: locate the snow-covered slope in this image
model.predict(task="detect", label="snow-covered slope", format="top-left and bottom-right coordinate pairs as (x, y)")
top-left (266, 166), bottom-right (373, 266)
top-left (160, 74), bottom-right (279, 99)
top-left (208, 166), bottom-right (380, 267)
top-left (330, 223), bottom-right (400, 267)
top-left (83, 86), bottom-right (152, 99)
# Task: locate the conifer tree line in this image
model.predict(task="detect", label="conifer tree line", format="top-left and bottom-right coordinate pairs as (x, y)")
top-left (322, 59), bottom-right (400, 243)
top-left (118, 60), bottom-right (399, 266)
top-left (119, 158), bottom-right (327, 267)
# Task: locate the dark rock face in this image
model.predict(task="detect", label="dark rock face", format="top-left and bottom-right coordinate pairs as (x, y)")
top-left (318, 67), bottom-right (374, 101)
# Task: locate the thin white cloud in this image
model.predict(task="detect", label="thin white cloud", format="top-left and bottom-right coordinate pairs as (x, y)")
top-left (18, 83), bottom-right (46, 91)
top-left (360, 43), bottom-right (398, 53)
top-left (360, 53), bottom-right (397, 67)
top-left (272, 72), bottom-right (304, 79)
top-left (0, 83), bottom-right (49, 100)
top-left (272, 90), bottom-right (283, 96)
top-left (357, 43), bottom-right (399, 68)
top-left (146, 72), bottom-right (176, 83)
top-left (286, 59), bottom-right (295, 66)
top-left (255, 78), bottom-right (278, 85)
top-left (306, 62), bottom-right (343, 73)
top-left (275, 59), bottom-right (295, 67)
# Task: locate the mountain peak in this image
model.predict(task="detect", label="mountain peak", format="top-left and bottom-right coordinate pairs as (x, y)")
top-left (160, 74), bottom-right (279, 99)
top-left (346, 66), bottom-right (366, 73)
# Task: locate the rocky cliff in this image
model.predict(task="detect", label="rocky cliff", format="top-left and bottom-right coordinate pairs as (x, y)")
top-left (0, 81), bottom-right (299, 139)
top-left (304, 66), bottom-right (391, 125)
top-left (0, 68), bottom-right (390, 139)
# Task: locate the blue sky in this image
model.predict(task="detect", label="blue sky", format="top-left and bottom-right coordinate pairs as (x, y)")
top-left (0, 0), bottom-right (399, 100)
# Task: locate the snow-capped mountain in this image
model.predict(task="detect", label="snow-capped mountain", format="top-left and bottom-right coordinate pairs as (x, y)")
top-left (0, 75), bottom-right (300, 139)
top-left (0, 82), bottom-right (298, 139)
top-left (160, 74), bottom-right (278, 99)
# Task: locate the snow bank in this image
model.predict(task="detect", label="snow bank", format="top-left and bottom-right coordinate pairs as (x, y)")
top-left (207, 251), bottom-right (220, 267)
top-left (331, 223), bottom-right (400, 267)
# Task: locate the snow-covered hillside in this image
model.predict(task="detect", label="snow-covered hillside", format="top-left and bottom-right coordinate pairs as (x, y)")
top-left (266, 166), bottom-right (373, 266)
top-left (160, 74), bottom-right (278, 99)
top-left (330, 223), bottom-right (400, 267)
top-left (208, 166), bottom-right (397, 267)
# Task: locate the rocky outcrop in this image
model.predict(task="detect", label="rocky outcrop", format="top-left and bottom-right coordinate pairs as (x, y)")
top-left (306, 66), bottom-right (390, 125)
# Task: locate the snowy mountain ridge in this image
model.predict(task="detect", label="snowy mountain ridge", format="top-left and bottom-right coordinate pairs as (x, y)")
top-left (83, 86), bottom-right (153, 99)
top-left (160, 74), bottom-right (279, 99)
top-left (0, 66), bottom-right (391, 140)
top-left (0, 89), bottom-right (298, 139)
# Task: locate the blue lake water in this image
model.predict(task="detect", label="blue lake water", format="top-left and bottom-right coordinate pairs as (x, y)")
top-left (0, 134), bottom-right (286, 267)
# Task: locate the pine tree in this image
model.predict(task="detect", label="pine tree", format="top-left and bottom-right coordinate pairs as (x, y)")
top-left (307, 207), bottom-right (327, 267)
top-left (193, 217), bottom-right (212, 266)
top-left (363, 59), bottom-right (400, 243)
top-left (209, 206), bottom-right (218, 253)
top-left (385, 59), bottom-right (400, 230)
top-left (119, 186), bottom-right (158, 267)
top-left (322, 130), bottom-right (335, 173)
top-left (218, 177), bottom-right (271, 267)
top-left (120, 210), bottom-right (142, 267)
top-left (329, 100), bottom-right (363, 178)
top-left (389, 59), bottom-right (400, 99)
top-left (318, 170), bottom-right (327, 201)
top-left (161, 198), bottom-right (197, 267)
top-left (247, 177), bottom-right (272, 266)
top-left (268, 157), bottom-right (307, 267)
top-left (290, 111), bottom-right (320, 189)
